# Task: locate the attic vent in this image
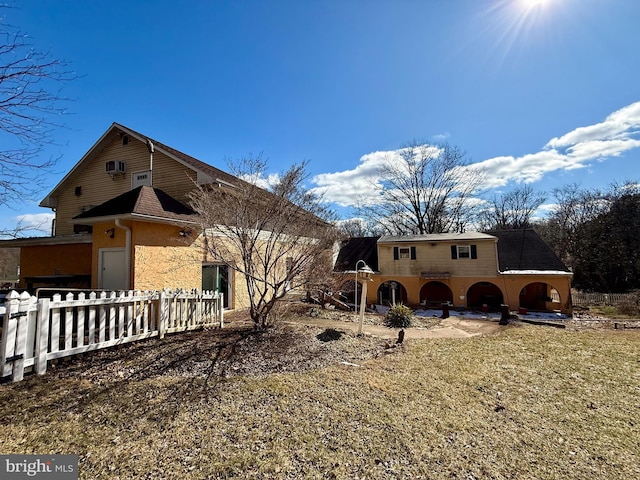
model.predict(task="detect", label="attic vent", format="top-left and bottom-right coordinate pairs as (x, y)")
top-left (106, 161), bottom-right (126, 177)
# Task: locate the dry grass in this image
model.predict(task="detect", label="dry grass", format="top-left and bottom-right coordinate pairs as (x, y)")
top-left (1, 315), bottom-right (639, 479)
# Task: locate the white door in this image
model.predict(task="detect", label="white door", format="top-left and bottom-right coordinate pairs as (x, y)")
top-left (99, 248), bottom-right (127, 290)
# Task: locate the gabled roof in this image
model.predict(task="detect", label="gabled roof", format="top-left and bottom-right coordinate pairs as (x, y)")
top-left (72, 186), bottom-right (198, 225)
top-left (333, 236), bottom-right (380, 272)
top-left (41, 122), bottom-right (239, 208)
top-left (485, 229), bottom-right (570, 273)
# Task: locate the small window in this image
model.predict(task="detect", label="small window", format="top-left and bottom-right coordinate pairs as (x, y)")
top-left (451, 244), bottom-right (477, 259)
top-left (74, 186), bottom-right (82, 196)
top-left (122, 135), bottom-right (129, 146)
top-left (394, 246), bottom-right (417, 260)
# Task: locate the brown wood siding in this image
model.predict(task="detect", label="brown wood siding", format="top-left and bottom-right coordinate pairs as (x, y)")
top-left (52, 135), bottom-right (200, 235)
top-left (378, 241), bottom-right (498, 277)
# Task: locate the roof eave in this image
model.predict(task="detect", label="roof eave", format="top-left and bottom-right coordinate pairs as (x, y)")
top-left (72, 212), bottom-right (199, 226)
top-left (0, 234), bottom-right (93, 247)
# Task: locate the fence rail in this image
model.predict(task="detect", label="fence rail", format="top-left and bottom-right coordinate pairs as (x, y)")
top-left (572, 292), bottom-right (635, 306)
top-left (0, 289), bottom-right (224, 383)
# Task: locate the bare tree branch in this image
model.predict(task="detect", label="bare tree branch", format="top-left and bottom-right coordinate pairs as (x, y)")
top-left (478, 184), bottom-right (546, 230)
top-left (358, 141), bottom-right (486, 234)
top-left (188, 155), bottom-right (339, 329)
top-left (0, 5), bottom-right (76, 213)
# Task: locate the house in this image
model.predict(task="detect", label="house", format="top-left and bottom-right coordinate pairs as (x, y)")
top-left (334, 229), bottom-right (572, 314)
top-left (0, 122), bottom-right (255, 309)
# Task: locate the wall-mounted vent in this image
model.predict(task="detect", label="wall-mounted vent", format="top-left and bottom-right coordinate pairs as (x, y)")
top-left (106, 160), bottom-right (126, 176)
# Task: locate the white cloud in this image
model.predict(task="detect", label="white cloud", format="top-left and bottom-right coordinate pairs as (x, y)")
top-left (240, 172), bottom-right (281, 190)
top-left (546, 102), bottom-right (640, 149)
top-left (313, 101), bottom-right (640, 208)
top-left (12, 213), bottom-right (54, 235)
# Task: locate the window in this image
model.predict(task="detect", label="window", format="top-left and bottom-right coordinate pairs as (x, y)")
top-left (393, 246), bottom-right (417, 260)
top-left (451, 244), bottom-right (477, 259)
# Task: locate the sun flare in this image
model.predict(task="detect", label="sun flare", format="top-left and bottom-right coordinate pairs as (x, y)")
top-left (521, 0), bottom-right (550, 9)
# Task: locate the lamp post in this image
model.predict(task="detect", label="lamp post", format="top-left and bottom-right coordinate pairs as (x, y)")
top-left (355, 262), bottom-right (374, 335)
top-left (354, 259), bottom-right (366, 313)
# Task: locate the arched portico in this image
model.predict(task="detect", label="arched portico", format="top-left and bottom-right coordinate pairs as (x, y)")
top-left (519, 282), bottom-right (562, 311)
top-left (420, 281), bottom-right (453, 306)
top-left (467, 282), bottom-right (504, 310)
top-left (377, 280), bottom-right (408, 306)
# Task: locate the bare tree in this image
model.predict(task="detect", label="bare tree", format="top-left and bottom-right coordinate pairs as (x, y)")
top-left (0, 6), bottom-right (75, 209)
top-left (479, 184), bottom-right (546, 230)
top-left (537, 183), bottom-right (608, 266)
top-left (358, 142), bottom-right (486, 234)
top-left (336, 217), bottom-right (384, 237)
top-left (188, 156), bottom-right (339, 329)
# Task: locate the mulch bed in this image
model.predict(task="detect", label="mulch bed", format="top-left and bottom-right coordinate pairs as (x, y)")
top-left (46, 315), bottom-right (388, 384)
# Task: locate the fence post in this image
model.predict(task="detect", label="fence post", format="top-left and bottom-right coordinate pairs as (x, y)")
top-left (11, 292), bottom-right (34, 382)
top-left (158, 290), bottom-right (167, 339)
top-left (35, 298), bottom-right (51, 375)
top-left (0, 291), bottom-right (21, 379)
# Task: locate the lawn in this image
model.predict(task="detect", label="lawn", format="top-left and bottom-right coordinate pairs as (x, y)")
top-left (0, 318), bottom-right (638, 479)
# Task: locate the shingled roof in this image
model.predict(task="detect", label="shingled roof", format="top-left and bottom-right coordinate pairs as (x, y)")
top-left (485, 229), bottom-right (570, 272)
top-left (333, 237), bottom-right (380, 272)
top-left (73, 186), bottom-right (197, 224)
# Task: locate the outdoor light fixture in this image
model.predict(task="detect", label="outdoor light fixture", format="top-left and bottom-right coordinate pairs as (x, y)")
top-left (105, 228), bottom-right (115, 238)
top-left (354, 260), bottom-right (374, 335)
top-left (179, 229), bottom-right (192, 237)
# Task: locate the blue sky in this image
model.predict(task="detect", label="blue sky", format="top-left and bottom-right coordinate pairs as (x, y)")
top-left (4, 0), bottom-right (640, 233)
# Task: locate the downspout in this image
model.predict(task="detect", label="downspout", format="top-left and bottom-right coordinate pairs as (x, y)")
top-left (115, 219), bottom-right (131, 290)
top-left (146, 139), bottom-right (154, 186)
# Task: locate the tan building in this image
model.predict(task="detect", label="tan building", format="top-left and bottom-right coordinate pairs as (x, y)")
top-left (0, 122), bottom-right (256, 309)
top-left (335, 230), bottom-right (573, 314)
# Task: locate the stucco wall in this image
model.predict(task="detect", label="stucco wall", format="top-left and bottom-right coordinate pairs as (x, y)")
top-left (340, 271), bottom-right (572, 314)
top-left (133, 245), bottom-right (201, 291)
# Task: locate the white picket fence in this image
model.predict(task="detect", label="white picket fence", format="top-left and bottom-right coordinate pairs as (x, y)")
top-left (0, 289), bottom-right (224, 383)
top-left (572, 292), bottom-right (635, 306)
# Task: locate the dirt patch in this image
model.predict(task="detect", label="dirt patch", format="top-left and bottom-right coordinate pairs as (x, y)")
top-left (31, 305), bottom-right (507, 384)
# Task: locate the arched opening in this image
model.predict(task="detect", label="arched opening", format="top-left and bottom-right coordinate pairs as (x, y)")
top-left (467, 282), bottom-right (504, 310)
top-left (519, 282), bottom-right (560, 311)
top-left (377, 280), bottom-right (408, 306)
top-left (420, 281), bottom-right (453, 307)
